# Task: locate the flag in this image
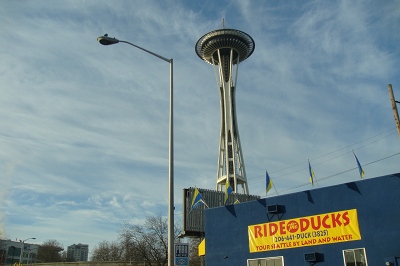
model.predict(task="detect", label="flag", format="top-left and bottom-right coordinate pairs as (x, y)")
top-left (308, 160), bottom-right (315, 186)
top-left (266, 170), bottom-right (273, 194)
top-left (224, 179), bottom-right (233, 204)
top-left (353, 151), bottom-right (365, 179)
top-left (190, 188), bottom-right (205, 211)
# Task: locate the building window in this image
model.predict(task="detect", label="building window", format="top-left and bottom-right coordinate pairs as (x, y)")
top-left (343, 248), bottom-right (368, 266)
top-left (248, 256), bottom-right (284, 266)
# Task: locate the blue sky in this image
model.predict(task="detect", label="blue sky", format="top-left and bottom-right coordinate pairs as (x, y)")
top-left (1, 0), bottom-right (399, 255)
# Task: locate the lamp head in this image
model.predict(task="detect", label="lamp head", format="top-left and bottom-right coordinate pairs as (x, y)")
top-left (97, 34), bottom-right (120, 45)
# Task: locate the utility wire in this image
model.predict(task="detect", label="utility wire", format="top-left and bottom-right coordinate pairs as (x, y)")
top-left (264, 151), bottom-right (400, 196)
top-left (249, 127), bottom-right (397, 183)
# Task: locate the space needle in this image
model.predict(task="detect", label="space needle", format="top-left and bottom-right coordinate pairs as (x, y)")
top-left (195, 28), bottom-right (255, 195)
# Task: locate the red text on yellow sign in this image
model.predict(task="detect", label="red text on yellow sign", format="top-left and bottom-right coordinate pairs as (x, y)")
top-left (248, 209), bottom-right (361, 253)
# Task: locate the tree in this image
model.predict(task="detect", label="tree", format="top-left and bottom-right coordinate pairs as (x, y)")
top-left (119, 213), bottom-right (181, 266)
top-left (91, 240), bottom-right (123, 261)
top-left (119, 229), bottom-right (136, 263)
top-left (188, 238), bottom-right (202, 266)
top-left (37, 239), bottom-right (63, 262)
top-left (60, 250), bottom-right (74, 262)
top-left (0, 232), bottom-right (6, 266)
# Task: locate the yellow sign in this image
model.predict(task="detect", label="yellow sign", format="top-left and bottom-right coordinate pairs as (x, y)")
top-left (248, 209), bottom-right (361, 253)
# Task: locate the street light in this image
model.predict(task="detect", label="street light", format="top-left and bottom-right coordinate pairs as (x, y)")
top-left (97, 34), bottom-right (174, 266)
top-left (19, 238), bottom-right (36, 265)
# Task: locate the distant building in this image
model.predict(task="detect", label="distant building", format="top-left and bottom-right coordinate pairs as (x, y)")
top-left (0, 239), bottom-right (39, 265)
top-left (67, 243), bottom-right (89, 262)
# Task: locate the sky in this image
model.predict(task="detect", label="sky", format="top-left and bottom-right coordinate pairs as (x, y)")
top-left (1, 0), bottom-right (399, 256)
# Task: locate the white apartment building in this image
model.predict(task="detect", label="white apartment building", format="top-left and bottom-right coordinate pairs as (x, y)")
top-left (67, 243), bottom-right (89, 262)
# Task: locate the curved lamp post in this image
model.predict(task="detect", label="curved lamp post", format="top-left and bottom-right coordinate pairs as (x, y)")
top-left (19, 238), bottom-right (36, 265)
top-left (97, 34), bottom-right (174, 266)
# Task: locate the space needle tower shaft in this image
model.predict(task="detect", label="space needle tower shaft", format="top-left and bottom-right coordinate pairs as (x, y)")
top-left (196, 29), bottom-right (255, 194)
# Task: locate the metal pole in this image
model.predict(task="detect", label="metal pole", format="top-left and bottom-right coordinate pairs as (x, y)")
top-left (388, 84), bottom-right (400, 138)
top-left (97, 35), bottom-right (174, 266)
top-left (18, 241), bottom-right (24, 265)
top-left (18, 238), bottom-right (35, 265)
top-left (168, 59), bottom-right (174, 266)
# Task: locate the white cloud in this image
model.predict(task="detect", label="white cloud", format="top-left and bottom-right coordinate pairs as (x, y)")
top-left (109, 196), bottom-right (121, 208)
top-left (1, 0), bottom-right (399, 252)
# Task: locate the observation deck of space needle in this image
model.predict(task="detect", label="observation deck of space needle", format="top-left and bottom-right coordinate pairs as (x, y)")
top-left (195, 19), bottom-right (255, 195)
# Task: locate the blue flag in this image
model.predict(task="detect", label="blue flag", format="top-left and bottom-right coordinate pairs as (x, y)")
top-left (224, 179), bottom-right (233, 204)
top-left (308, 160), bottom-right (315, 186)
top-left (191, 188), bottom-right (205, 211)
top-left (353, 152), bottom-right (365, 179)
top-left (266, 170), bottom-right (273, 194)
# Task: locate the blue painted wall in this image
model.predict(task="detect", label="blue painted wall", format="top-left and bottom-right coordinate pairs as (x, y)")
top-left (204, 173), bottom-right (400, 265)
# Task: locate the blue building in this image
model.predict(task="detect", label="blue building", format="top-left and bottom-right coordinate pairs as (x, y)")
top-left (203, 173), bottom-right (400, 265)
